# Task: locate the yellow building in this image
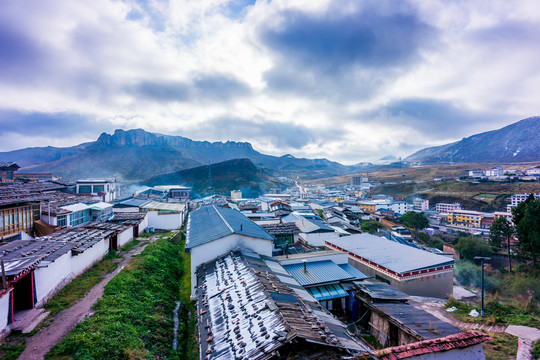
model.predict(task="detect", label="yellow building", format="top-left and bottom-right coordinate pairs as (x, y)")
top-left (447, 210), bottom-right (483, 228)
top-left (357, 201), bottom-right (376, 213)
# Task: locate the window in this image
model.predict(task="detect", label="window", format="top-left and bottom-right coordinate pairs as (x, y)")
top-left (93, 185), bottom-right (105, 192)
top-left (6, 172), bottom-right (13, 180)
top-left (57, 215), bottom-right (67, 226)
top-left (79, 185), bottom-right (92, 193)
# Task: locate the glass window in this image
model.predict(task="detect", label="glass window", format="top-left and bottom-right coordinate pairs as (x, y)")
top-left (79, 185), bottom-right (92, 193)
top-left (93, 185), bottom-right (105, 192)
top-left (6, 172), bottom-right (13, 180)
top-left (57, 215), bottom-right (67, 226)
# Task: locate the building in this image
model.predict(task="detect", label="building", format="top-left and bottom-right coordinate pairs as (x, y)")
top-left (435, 203), bottom-right (461, 213)
top-left (351, 175), bottom-right (368, 186)
top-left (185, 205), bottom-right (275, 297)
top-left (138, 185), bottom-right (190, 202)
top-left (0, 199), bottom-right (40, 241)
top-left (139, 201), bottom-right (186, 230)
top-left (468, 169), bottom-right (484, 178)
top-left (412, 198), bottom-right (429, 212)
top-left (510, 193), bottom-right (540, 207)
top-left (485, 167), bottom-right (504, 177)
top-left (196, 250), bottom-right (368, 359)
top-left (260, 222), bottom-right (299, 247)
top-left (494, 211), bottom-right (513, 222)
top-left (230, 190), bottom-right (242, 199)
top-left (76, 179), bottom-right (118, 202)
top-left (0, 162), bottom-right (19, 183)
top-left (525, 167), bottom-right (540, 176)
top-left (0, 224), bottom-right (136, 339)
top-left (326, 234), bottom-right (454, 298)
top-left (447, 210), bottom-right (484, 228)
top-left (282, 213), bottom-right (338, 247)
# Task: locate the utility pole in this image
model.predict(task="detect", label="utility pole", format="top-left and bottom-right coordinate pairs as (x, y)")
top-left (208, 161), bottom-right (212, 189)
top-left (474, 256), bottom-right (491, 317)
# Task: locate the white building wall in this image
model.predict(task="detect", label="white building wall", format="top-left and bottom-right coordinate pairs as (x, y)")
top-left (0, 290), bottom-right (12, 340)
top-left (70, 238), bottom-right (110, 278)
top-left (117, 228), bottom-right (133, 247)
top-left (146, 211), bottom-right (184, 230)
top-left (34, 252), bottom-right (72, 306)
top-left (113, 207), bottom-right (140, 213)
top-left (298, 232), bottom-right (339, 247)
top-left (189, 234), bottom-right (273, 297)
top-left (138, 215), bottom-right (149, 234)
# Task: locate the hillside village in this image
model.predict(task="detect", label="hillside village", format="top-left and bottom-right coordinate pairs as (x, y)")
top-left (1, 161), bottom-right (540, 359)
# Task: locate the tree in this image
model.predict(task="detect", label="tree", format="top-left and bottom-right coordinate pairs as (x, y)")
top-left (490, 217), bottom-right (515, 272)
top-left (454, 236), bottom-right (494, 261)
top-left (400, 211), bottom-right (429, 240)
top-left (512, 194), bottom-right (540, 265)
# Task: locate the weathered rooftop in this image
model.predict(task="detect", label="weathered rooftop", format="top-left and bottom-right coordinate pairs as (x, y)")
top-left (283, 260), bottom-right (367, 286)
top-left (260, 222), bottom-right (299, 235)
top-left (196, 251), bottom-right (368, 359)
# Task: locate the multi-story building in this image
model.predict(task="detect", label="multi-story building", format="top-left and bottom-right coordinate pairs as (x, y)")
top-left (447, 210), bottom-right (484, 228)
top-left (76, 179), bottom-right (118, 202)
top-left (510, 193), bottom-right (540, 207)
top-left (485, 167), bottom-right (504, 177)
top-left (468, 169), bottom-right (484, 178)
top-left (413, 198), bottom-right (429, 211)
top-left (494, 212), bottom-right (513, 222)
top-left (230, 190), bottom-right (242, 199)
top-left (436, 203), bottom-right (462, 213)
top-left (351, 175), bottom-right (368, 186)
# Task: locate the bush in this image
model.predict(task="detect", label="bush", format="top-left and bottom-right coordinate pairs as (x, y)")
top-left (454, 260), bottom-right (499, 291)
top-left (454, 236), bottom-right (493, 261)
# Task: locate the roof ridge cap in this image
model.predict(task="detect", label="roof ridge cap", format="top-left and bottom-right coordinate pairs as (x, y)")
top-left (213, 205), bottom-right (234, 234)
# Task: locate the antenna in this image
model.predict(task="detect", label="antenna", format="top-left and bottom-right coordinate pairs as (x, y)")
top-left (208, 160), bottom-right (212, 189)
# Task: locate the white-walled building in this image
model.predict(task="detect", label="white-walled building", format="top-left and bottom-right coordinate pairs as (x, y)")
top-left (436, 203), bottom-right (462, 213)
top-left (76, 179), bottom-right (118, 202)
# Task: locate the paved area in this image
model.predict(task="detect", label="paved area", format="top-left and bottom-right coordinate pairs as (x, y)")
top-left (18, 235), bottom-right (159, 360)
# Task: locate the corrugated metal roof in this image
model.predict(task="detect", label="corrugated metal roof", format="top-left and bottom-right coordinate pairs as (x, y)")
top-left (339, 264), bottom-right (369, 280)
top-left (327, 234), bottom-right (454, 274)
top-left (141, 201), bottom-right (185, 211)
top-left (283, 260), bottom-right (358, 286)
top-left (186, 205), bottom-right (274, 249)
top-left (89, 202), bottom-right (113, 210)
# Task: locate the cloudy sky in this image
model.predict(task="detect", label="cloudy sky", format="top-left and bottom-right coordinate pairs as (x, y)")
top-left (1, 0), bottom-right (539, 164)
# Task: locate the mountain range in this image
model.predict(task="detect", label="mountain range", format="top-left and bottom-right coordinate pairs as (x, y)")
top-left (0, 116), bottom-right (538, 182)
top-left (405, 116), bottom-right (540, 164)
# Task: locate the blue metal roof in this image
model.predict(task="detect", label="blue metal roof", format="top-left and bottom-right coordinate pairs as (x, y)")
top-left (308, 284), bottom-right (348, 301)
top-left (186, 205), bottom-right (275, 249)
top-left (283, 260), bottom-right (357, 286)
top-left (338, 264), bottom-right (369, 280)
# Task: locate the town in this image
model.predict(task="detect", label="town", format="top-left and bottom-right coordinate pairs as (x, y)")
top-left (1, 161), bottom-right (539, 359)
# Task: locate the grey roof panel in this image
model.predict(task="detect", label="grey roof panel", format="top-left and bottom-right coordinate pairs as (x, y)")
top-left (283, 260), bottom-right (358, 286)
top-left (186, 205), bottom-right (274, 249)
top-left (327, 234), bottom-right (454, 274)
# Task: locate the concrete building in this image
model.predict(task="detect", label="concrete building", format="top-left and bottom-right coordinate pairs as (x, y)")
top-left (485, 167), bottom-right (504, 177)
top-left (412, 198), bottom-right (429, 212)
top-left (468, 169), bottom-right (484, 178)
top-left (139, 201), bottom-right (186, 230)
top-left (436, 203), bottom-right (461, 213)
top-left (0, 199), bottom-right (41, 241)
top-left (326, 234), bottom-right (454, 298)
top-left (510, 193), bottom-right (540, 207)
top-left (447, 210), bottom-right (484, 228)
top-left (230, 190), bottom-right (242, 199)
top-left (185, 206), bottom-right (275, 298)
top-left (76, 179), bottom-right (118, 202)
top-left (138, 185), bottom-right (190, 202)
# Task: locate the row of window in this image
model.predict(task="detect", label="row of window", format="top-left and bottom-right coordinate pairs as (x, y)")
top-left (0, 205), bottom-right (40, 236)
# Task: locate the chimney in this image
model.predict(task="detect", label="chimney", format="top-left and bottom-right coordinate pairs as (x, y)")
top-left (303, 260), bottom-right (307, 273)
top-left (240, 224), bottom-right (243, 231)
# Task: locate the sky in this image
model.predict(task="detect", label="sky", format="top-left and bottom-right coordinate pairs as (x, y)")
top-left (1, 0), bottom-right (540, 164)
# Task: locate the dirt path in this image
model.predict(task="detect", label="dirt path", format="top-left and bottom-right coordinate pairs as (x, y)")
top-left (18, 235), bottom-right (160, 360)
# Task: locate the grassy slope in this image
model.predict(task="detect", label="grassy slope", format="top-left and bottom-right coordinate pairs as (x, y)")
top-left (45, 234), bottom-right (193, 359)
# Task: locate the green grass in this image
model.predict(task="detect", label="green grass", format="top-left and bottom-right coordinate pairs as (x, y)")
top-left (45, 233), bottom-right (197, 360)
top-left (119, 238), bottom-right (140, 252)
top-left (0, 340), bottom-right (26, 360)
top-left (44, 251), bottom-right (122, 317)
top-left (482, 331), bottom-right (518, 360)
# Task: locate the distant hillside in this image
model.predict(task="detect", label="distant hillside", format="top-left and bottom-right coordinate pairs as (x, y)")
top-left (5, 128), bottom-right (364, 181)
top-left (405, 117), bottom-right (540, 164)
top-left (144, 158), bottom-right (281, 197)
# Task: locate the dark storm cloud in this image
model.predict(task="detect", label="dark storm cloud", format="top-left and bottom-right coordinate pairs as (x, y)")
top-left (132, 74), bottom-right (252, 103)
top-left (372, 98), bottom-right (496, 137)
top-left (258, 1), bottom-right (438, 99)
top-left (0, 110), bottom-right (111, 138)
top-left (186, 117), bottom-right (344, 149)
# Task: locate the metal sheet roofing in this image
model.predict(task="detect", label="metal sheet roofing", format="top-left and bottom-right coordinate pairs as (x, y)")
top-left (88, 202), bottom-right (113, 210)
top-left (141, 201), bottom-right (185, 211)
top-left (327, 234), bottom-right (454, 274)
top-left (60, 202), bottom-right (91, 212)
top-left (339, 264), bottom-right (369, 280)
top-left (308, 284), bottom-right (348, 301)
top-left (186, 205), bottom-right (274, 249)
top-left (283, 260), bottom-right (359, 286)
